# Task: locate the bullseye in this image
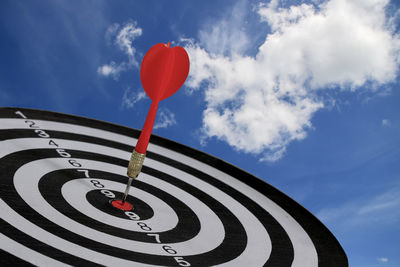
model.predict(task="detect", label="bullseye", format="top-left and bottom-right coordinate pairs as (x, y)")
top-left (110, 200), bottom-right (133, 211)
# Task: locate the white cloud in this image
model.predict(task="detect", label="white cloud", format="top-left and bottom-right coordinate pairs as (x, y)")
top-left (316, 186), bottom-right (400, 226)
top-left (121, 88), bottom-right (147, 109)
top-left (97, 61), bottom-right (127, 79)
top-left (378, 257), bottom-right (389, 263)
top-left (98, 21), bottom-right (142, 80)
top-left (115, 23), bottom-right (142, 58)
top-left (154, 108), bottom-right (177, 129)
top-left (258, 0), bottom-right (398, 88)
top-left (382, 119), bottom-right (391, 126)
top-left (198, 0), bottom-right (250, 56)
top-left (184, 0), bottom-right (400, 161)
top-left (105, 23), bottom-right (120, 44)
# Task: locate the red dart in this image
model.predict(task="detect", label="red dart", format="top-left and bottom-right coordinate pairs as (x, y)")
top-left (115, 42), bottom-right (189, 207)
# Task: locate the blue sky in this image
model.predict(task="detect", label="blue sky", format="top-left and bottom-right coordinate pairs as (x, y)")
top-left (1, 0), bottom-right (399, 266)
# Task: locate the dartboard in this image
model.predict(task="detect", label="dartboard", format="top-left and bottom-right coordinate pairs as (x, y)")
top-left (0, 107), bottom-right (347, 266)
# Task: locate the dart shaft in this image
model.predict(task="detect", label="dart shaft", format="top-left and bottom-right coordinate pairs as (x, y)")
top-left (122, 177), bottom-right (134, 202)
top-left (135, 100), bottom-right (159, 154)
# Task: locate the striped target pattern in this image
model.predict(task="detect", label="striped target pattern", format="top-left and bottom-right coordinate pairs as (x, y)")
top-left (0, 108), bottom-right (347, 266)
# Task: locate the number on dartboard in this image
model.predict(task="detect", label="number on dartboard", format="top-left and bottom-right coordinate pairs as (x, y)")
top-left (34, 129), bottom-right (50, 138)
top-left (68, 159), bottom-right (82, 167)
top-left (100, 189), bottom-right (115, 199)
top-left (15, 110), bottom-right (27, 119)
top-left (125, 211), bottom-right (140, 221)
top-left (147, 233), bottom-right (161, 243)
top-left (77, 169), bottom-right (90, 178)
top-left (25, 120), bottom-right (38, 128)
top-left (90, 180), bottom-right (105, 188)
top-left (137, 222), bottom-right (152, 231)
top-left (56, 149), bottom-right (71, 158)
top-left (49, 140), bottom-right (59, 147)
top-left (174, 257), bottom-right (191, 266)
top-left (162, 245), bottom-right (177, 255)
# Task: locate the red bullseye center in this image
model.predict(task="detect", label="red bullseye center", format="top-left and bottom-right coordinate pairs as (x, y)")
top-left (110, 200), bottom-right (133, 211)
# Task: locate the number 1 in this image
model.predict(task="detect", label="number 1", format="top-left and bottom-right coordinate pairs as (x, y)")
top-left (15, 111), bottom-right (27, 119)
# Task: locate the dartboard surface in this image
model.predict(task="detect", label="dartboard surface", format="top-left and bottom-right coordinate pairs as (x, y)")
top-left (0, 107), bottom-right (347, 267)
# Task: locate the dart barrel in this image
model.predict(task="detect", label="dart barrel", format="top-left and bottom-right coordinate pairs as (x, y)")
top-left (127, 150), bottom-right (146, 178)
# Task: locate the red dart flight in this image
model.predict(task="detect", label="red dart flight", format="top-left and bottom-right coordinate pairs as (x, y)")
top-left (135, 42), bottom-right (190, 154)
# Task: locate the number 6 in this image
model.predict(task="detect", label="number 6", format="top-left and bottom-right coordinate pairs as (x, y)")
top-left (162, 245), bottom-right (177, 255)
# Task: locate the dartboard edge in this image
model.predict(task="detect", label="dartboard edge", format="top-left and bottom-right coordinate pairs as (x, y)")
top-left (0, 107), bottom-right (348, 267)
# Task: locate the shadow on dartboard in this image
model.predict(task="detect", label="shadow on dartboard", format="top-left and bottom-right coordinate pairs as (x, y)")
top-left (0, 107), bottom-right (348, 266)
